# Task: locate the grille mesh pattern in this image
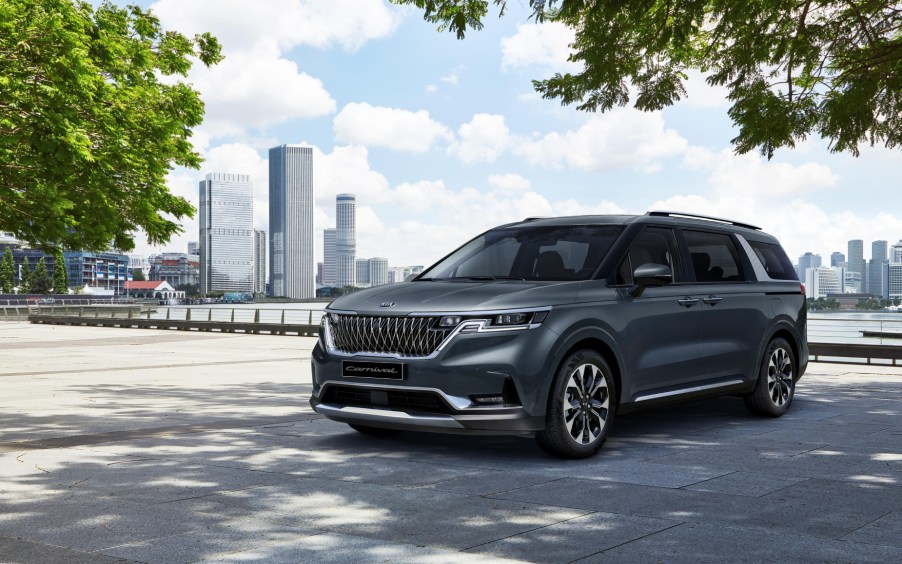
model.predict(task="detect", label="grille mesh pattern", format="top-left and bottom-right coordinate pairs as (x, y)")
top-left (330, 315), bottom-right (450, 357)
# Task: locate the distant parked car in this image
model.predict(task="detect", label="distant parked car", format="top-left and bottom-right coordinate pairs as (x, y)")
top-left (310, 211), bottom-right (808, 458)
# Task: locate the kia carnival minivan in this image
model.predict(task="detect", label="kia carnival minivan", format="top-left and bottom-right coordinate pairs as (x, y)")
top-left (310, 211), bottom-right (808, 458)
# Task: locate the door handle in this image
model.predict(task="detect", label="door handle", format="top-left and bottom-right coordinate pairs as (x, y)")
top-left (703, 296), bottom-right (723, 305)
top-left (677, 297), bottom-right (699, 307)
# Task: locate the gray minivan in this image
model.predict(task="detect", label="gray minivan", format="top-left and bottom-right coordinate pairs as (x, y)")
top-left (310, 211), bottom-right (808, 458)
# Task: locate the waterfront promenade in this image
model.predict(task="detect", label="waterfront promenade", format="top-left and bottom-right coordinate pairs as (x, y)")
top-left (1, 322), bottom-right (901, 563)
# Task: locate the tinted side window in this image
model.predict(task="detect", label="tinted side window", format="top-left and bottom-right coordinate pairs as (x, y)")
top-left (684, 230), bottom-right (745, 283)
top-left (748, 241), bottom-right (798, 281)
top-left (616, 227), bottom-right (681, 285)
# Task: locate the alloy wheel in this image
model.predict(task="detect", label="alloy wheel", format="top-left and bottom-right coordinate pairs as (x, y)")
top-left (767, 346), bottom-right (793, 407)
top-left (563, 363), bottom-right (610, 445)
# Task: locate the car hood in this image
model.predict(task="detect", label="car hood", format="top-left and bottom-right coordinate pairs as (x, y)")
top-left (327, 280), bottom-right (583, 315)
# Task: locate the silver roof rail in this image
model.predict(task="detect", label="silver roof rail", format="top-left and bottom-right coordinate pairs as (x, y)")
top-left (646, 211), bottom-right (761, 231)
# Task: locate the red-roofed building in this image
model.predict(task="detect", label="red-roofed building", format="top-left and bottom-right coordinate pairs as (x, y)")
top-left (123, 280), bottom-right (183, 300)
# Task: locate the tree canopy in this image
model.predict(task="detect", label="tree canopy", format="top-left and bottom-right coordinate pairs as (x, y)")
top-left (0, 0), bottom-right (222, 252)
top-left (395, 0), bottom-right (902, 158)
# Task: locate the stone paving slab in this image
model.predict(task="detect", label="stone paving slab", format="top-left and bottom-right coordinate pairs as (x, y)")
top-left (1, 322), bottom-right (901, 562)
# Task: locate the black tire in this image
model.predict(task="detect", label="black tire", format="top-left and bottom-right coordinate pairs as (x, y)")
top-left (535, 349), bottom-right (616, 459)
top-left (348, 423), bottom-right (401, 436)
top-left (744, 337), bottom-right (796, 417)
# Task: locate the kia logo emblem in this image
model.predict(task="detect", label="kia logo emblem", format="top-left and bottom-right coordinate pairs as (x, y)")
top-left (380, 302), bottom-right (396, 308)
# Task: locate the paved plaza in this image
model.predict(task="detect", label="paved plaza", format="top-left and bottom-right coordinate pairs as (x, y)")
top-left (1, 321), bottom-right (901, 563)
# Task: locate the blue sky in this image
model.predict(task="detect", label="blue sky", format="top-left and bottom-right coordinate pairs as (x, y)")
top-left (134, 0), bottom-right (902, 268)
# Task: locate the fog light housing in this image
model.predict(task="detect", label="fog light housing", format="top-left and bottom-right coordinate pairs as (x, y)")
top-left (471, 394), bottom-right (506, 405)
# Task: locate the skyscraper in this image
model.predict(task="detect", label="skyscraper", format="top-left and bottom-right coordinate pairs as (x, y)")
top-left (322, 228), bottom-right (336, 286)
top-left (336, 193), bottom-right (356, 288)
top-left (269, 145), bottom-right (314, 298)
top-left (848, 239), bottom-right (865, 292)
top-left (869, 240), bottom-right (888, 297)
top-left (199, 173), bottom-right (254, 294)
top-left (830, 252), bottom-right (845, 267)
top-left (254, 230), bottom-right (266, 294)
top-left (891, 240), bottom-right (902, 263)
top-left (797, 252), bottom-right (821, 280)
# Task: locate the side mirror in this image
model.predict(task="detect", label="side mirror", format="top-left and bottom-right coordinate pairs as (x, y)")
top-left (628, 263), bottom-right (673, 297)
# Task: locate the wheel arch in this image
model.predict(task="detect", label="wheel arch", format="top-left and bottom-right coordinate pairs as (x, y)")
top-left (756, 319), bottom-right (803, 376)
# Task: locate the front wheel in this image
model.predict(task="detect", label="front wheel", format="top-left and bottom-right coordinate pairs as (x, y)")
top-left (744, 337), bottom-right (796, 417)
top-left (535, 350), bottom-right (616, 459)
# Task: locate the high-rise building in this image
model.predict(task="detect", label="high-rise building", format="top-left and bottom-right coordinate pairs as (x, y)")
top-left (804, 266), bottom-right (842, 298)
top-left (887, 263), bottom-right (902, 300)
top-left (830, 252), bottom-right (845, 267)
top-left (254, 230), bottom-right (266, 294)
top-left (199, 173), bottom-right (254, 294)
top-left (848, 239), bottom-right (865, 292)
top-left (797, 252), bottom-right (821, 279)
top-left (336, 193), bottom-right (356, 288)
top-left (891, 240), bottom-right (902, 263)
top-left (322, 228), bottom-right (336, 286)
top-left (356, 258), bottom-right (370, 287)
top-left (187, 241), bottom-right (199, 256)
top-left (269, 145), bottom-right (314, 298)
top-left (368, 257), bottom-right (389, 287)
top-left (868, 240), bottom-right (888, 297)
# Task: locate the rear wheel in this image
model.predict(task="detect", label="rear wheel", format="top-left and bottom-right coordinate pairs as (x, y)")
top-left (744, 337), bottom-right (796, 417)
top-left (535, 350), bottom-right (615, 459)
top-left (348, 424), bottom-right (401, 436)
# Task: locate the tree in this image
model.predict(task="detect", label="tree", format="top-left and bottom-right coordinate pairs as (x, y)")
top-left (31, 257), bottom-right (52, 294)
top-left (19, 256), bottom-right (31, 293)
top-left (396, 1), bottom-right (902, 158)
top-left (52, 249), bottom-right (69, 294)
top-left (0, 247), bottom-right (14, 293)
top-left (0, 0), bottom-right (222, 252)
top-left (132, 268), bottom-right (146, 281)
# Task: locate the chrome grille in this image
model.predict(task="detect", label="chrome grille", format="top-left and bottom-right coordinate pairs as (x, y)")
top-left (329, 315), bottom-right (450, 357)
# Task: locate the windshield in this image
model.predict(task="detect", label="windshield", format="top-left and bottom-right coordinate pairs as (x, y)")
top-left (417, 225), bottom-right (622, 281)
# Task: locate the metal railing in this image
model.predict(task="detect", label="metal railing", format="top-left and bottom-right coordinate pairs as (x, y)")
top-left (807, 314), bottom-right (902, 345)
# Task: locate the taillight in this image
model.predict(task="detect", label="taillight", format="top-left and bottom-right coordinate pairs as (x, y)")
top-left (800, 283), bottom-right (806, 295)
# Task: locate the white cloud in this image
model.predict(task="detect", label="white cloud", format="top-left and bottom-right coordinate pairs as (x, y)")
top-left (488, 173), bottom-right (530, 195)
top-left (313, 145), bottom-right (392, 207)
top-left (515, 110), bottom-right (688, 172)
top-left (333, 103), bottom-right (453, 153)
top-left (150, 0), bottom-right (401, 53)
top-left (425, 84), bottom-right (438, 94)
top-left (190, 40), bottom-right (336, 139)
top-left (500, 22), bottom-right (579, 72)
top-left (449, 114), bottom-right (511, 163)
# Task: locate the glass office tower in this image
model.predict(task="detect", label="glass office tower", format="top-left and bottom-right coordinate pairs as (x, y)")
top-left (269, 145), bottom-right (314, 298)
top-left (199, 173), bottom-right (254, 294)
